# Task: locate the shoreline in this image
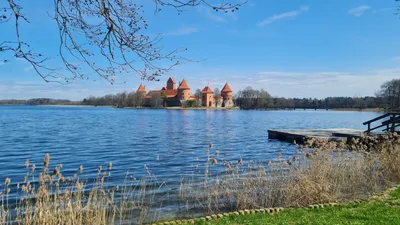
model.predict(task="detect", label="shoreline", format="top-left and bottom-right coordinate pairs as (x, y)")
top-left (37, 105), bottom-right (112, 108)
top-left (165, 107), bottom-right (239, 110)
top-left (331, 108), bottom-right (384, 112)
top-left (36, 105), bottom-right (240, 110)
top-left (0, 105), bottom-right (386, 112)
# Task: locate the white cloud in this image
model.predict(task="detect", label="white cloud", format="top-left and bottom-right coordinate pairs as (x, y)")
top-left (2, 66), bottom-right (399, 100)
top-left (257, 6), bottom-right (310, 26)
top-left (165, 27), bottom-right (198, 36)
top-left (348, 5), bottom-right (370, 17)
top-left (253, 69), bottom-right (400, 98)
top-left (248, 0), bottom-right (255, 7)
top-left (24, 66), bottom-right (34, 72)
top-left (196, 5), bottom-right (240, 23)
top-left (197, 6), bottom-right (226, 23)
top-left (174, 68), bottom-right (400, 98)
top-left (0, 80), bottom-right (140, 100)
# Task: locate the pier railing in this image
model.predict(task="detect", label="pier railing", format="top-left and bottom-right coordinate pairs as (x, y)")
top-left (363, 112), bottom-right (400, 133)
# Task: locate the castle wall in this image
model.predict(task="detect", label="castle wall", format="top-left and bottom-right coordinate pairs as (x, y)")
top-left (178, 89), bottom-right (191, 101)
top-left (166, 99), bottom-right (182, 107)
top-left (137, 91), bottom-right (146, 97)
top-left (167, 82), bottom-right (176, 90)
top-left (222, 92), bottom-right (233, 107)
top-left (202, 93), bottom-right (214, 107)
top-left (215, 98), bottom-right (223, 107)
top-left (223, 100), bottom-right (234, 107)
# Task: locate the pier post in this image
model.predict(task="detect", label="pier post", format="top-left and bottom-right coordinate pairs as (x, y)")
top-left (391, 115), bottom-right (396, 133)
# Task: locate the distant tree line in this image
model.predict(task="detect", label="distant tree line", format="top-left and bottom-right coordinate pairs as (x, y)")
top-left (82, 91), bottom-right (146, 108)
top-left (82, 91), bottom-right (202, 108)
top-left (2, 79), bottom-right (399, 110)
top-left (0, 98), bottom-right (78, 105)
top-left (234, 86), bottom-right (389, 110)
top-left (0, 99), bottom-right (27, 105)
top-left (376, 79), bottom-right (400, 109)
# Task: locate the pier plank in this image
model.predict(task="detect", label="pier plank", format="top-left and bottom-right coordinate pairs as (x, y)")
top-left (268, 129), bottom-right (364, 143)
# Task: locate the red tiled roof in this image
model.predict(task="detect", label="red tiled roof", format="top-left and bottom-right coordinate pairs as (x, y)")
top-left (146, 89), bottom-right (178, 98)
top-left (147, 90), bottom-right (161, 95)
top-left (178, 79), bottom-right (190, 89)
top-left (162, 89), bottom-right (178, 98)
top-left (221, 83), bottom-right (232, 93)
top-left (167, 77), bottom-right (176, 84)
top-left (201, 86), bottom-right (214, 94)
top-left (137, 84), bottom-right (146, 93)
top-left (145, 90), bottom-right (162, 98)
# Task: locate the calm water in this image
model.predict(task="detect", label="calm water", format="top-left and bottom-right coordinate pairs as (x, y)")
top-left (0, 106), bottom-right (382, 218)
top-left (0, 106), bottom-right (382, 183)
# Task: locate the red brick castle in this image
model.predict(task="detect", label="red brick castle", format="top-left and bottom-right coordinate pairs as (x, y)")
top-left (136, 77), bottom-right (233, 107)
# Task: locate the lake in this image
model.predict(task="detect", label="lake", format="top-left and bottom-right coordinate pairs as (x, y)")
top-left (0, 106), bottom-right (382, 219)
top-left (0, 106), bottom-right (382, 183)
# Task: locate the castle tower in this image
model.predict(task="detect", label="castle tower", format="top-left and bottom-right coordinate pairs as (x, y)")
top-left (177, 79), bottom-right (191, 101)
top-left (201, 86), bottom-right (214, 107)
top-left (136, 84), bottom-right (147, 97)
top-left (166, 77), bottom-right (176, 90)
top-left (136, 84), bottom-right (147, 106)
top-left (221, 82), bottom-right (233, 107)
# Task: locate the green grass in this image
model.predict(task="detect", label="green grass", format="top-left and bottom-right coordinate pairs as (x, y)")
top-left (194, 187), bottom-right (400, 225)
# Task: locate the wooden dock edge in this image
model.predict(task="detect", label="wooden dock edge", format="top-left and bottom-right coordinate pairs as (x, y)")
top-left (268, 129), bottom-right (361, 144)
top-left (268, 130), bottom-right (307, 144)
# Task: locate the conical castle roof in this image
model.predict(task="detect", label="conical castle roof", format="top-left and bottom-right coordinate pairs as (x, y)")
top-left (178, 79), bottom-right (190, 89)
top-left (221, 82), bottom-right (232, 93)
top-left (137, 84), bottom-right (146, 93)
top-left (167, 77), bottom-right (176, 84)
top-left (201, 86), bottom-right (214, 94)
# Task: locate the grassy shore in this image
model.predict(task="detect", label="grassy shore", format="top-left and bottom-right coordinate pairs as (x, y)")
top-left (201, 186), bottom-right (400, 225)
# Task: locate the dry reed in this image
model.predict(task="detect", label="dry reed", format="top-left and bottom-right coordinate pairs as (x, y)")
top-left (177, 133), bottom-right (400, 214)
top-left (0, 133), bottom-right (399, 224)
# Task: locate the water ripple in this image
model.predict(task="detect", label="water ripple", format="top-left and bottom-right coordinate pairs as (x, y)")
top-left (0, 106), bottom-right (381, 188)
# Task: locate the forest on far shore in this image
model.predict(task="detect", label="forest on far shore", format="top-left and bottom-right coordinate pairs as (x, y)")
top-left (1, 79), bottom-right (399, 110)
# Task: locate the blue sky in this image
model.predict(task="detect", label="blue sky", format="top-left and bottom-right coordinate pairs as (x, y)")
top-left (1, 0), bottom-right (400, 100)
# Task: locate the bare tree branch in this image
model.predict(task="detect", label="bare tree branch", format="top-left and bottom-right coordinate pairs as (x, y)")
top-left (1, 0), bottom-right (247, 84)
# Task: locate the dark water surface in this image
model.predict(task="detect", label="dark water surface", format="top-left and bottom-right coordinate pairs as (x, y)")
top-left (0, 106), bottom-right (382, 219)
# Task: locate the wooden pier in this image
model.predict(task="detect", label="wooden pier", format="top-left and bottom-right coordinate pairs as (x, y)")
top-left (269, 111), bottom-right (400, 144)
top-left (363, 112), bottom-right (400, 133)
top-left (268, 129), bottom-right (364, 143)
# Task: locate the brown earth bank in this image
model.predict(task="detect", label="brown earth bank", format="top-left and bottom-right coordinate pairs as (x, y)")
top-left (331, 108), bottom-right (384, 112)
